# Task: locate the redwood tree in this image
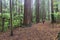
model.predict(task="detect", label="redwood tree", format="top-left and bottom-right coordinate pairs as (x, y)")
top-left (35, 0), bottom-right (40, 23)
top-left (51, 0), bottom-right (55, 23)
top-left (23, 0), bottom-right (32, 26)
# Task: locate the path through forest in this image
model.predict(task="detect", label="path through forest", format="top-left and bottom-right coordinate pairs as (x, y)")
top-left (0, 21), bottom-right (60, 40)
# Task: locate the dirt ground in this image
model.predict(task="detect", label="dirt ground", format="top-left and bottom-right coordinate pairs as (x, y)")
top-left (0, 21), bottom-right (60, 40)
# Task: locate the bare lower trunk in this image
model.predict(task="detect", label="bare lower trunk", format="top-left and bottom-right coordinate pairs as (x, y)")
top-left (35, 0), bottom-right (40, 23)
top-left (23, 0), bottom-right (32, 26)
top-left (10, 0), bottom-right (13, 36)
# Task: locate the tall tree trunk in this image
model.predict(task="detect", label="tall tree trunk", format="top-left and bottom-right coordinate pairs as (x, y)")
top-left (49, 0), bottom-right (51, 21)
top-left (19, 0), bottom-right (21, 26)
top-left (0, 0), bottom-right (1, 13)
top-left (16, 0), bottom-right (17, 14)
top-left (51, 0), bottom-right (55, 23)
top-left (0, 0), bottom-right (2, 13)
top-left (17, 0), bottom-right (19, 14)
top-left (10, 0), bottom-right (13, 36)
top-left (48, 0), bottom-right (52, 21)
top-left (48, 0), bottom-right (50, 20)
top-left (23, 0), bottom-right (32, 26)
top-left (39, 0), bottom-right (41, 22)
top-left (41, 0), bottom-right (46, 24)
top-left (35, 0), bottom-right (40, 23)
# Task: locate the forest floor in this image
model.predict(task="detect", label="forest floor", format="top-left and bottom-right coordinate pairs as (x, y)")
top-left (0, 21), bottom-right (60, 40)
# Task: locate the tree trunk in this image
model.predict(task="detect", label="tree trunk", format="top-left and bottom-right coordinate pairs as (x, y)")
top-left (0, 0), bottom-right (5, 32)
top-left (23, 0), bottom-right (32, 26)
top-left (51, 0), bottom-right (54, 13)
top-left (0, 0), bottom-right (2, 13)
top-left (51, 0), bottom-right (55, 23)
top-left (10, 0), bottom-right (13, 36)
top-left (41, 0), bottom-right (46, 24)
top-left (35, 0), bottom-right (40, 23)
top-left (16, 0), bottom-right (17, 14)
top-left (48, 0), bottom-right (50, 20)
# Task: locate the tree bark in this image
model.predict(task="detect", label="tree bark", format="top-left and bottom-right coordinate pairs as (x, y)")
top-left (51, 0), bottom-right (55, 23)
top-left (23, 0), bottom-right (32, 26)
top-left (35, 0), bottom-right (40, 23)
top-left (0, 0), bottom-right (5, 32)
top-left (51, 0), bottom-right (54, 13)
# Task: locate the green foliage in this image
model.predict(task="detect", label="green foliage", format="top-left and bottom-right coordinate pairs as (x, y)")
top-left (2, 13), bottom-right (10, 19)
top-left (56, 13), bottom-right (60, 19)
top-left (4, 22), bottom-right (9, 32)
top-left (0, 0), bottom-right (24, 31)
top-left (13, 20), bottom-right (20, 27)
top-left (0, 13), bottom-right (1, 18)
top-left (0, 12), bottom-right (24, 31)
top-left (53, 12), bottom-right (60, 21)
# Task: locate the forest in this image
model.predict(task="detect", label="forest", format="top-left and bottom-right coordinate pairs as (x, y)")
top-left (0, 0), bottom-right (60, 40)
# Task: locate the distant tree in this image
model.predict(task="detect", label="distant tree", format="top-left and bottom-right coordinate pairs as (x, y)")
top-left (39, 0), bottom-right (41, 22)
top-left (35, 0), bottom-right (40, 23)
top-left (0, 0), bottom-right (2, 13)
top-left (16, 0), bottom-right (18, 14)
top-left (51, 0), bottom-right (56, 23)
top-left (41, 0), bottom-right (46, 24)
top-left (0, 0), bottom-right (2, 14)
top-left (55, 0), bottom-right (59, 12)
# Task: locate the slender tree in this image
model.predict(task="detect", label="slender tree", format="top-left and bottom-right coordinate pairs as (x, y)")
top-left (23, 0), bottom-right (32, 26)
top-left (51, 0), bottom-right (54, 13)
top-left (55, 3), bottom-right (58, 12)
top-left (16, 0), bottom-right (17, 14)
top-left (0, 0), bottom-right (5, 32)
top-left (10, 0), bottom-right (13, 36)
top-left (18, 0), bottom-right (21, 26)
top-left (51, 0), bottom-right (55, 23)
top-left (0, 0), bottom-right (2, 31)
top-left (39, 0), bottom-right (41, 22)
top-left (41, 0), bottom-right (46, 24)
top-left (0, 0), bottom-right (2, 13)
top-left (18, 0), bottom-right (21, 15)
top-left (48, 0), bottom-right (50, 20)
top-left (35, 0), bottom-right (40, 23)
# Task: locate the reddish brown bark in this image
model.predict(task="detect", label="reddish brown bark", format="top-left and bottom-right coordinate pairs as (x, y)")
top-left (23, 0), bottom-right (32, 26)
